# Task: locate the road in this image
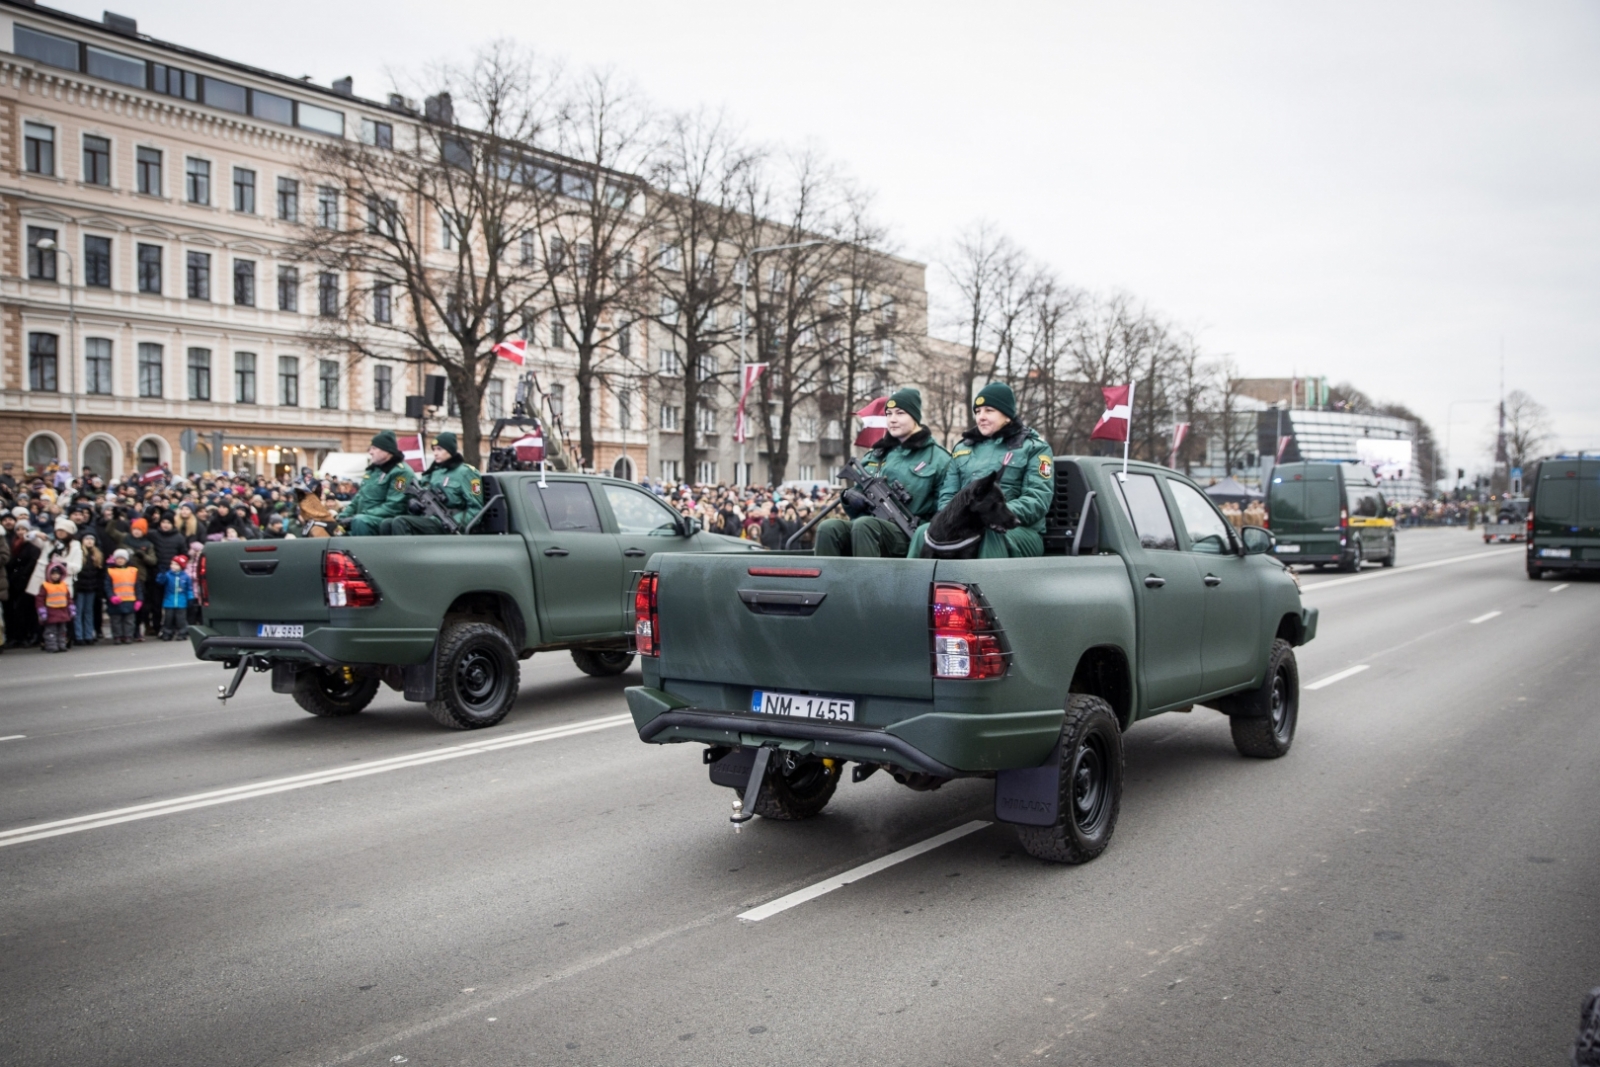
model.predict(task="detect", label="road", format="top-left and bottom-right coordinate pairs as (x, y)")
top-left (0, 528), bottom-right (1594, 1066)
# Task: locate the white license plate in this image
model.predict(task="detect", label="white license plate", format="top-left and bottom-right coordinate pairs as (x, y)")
top-left (257, 624), bottom-right (304, 638)
top-left (1275, 544), bottom-right (1301, 554)
top-left (751, 690), bottom-right (856, 722)
top-left (1539, 548), bottom-right (1571, 559)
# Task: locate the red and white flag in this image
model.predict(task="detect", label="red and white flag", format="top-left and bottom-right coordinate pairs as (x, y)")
top-left (1276, 435), bottom-right (1294, 463)
top-left (733, 363), bottom-right (768, 444)
top-left (492, 338), bottom-right (527, 366)
top-left (139, 465), bottom-right (169, 485)
top-left (512, 429), bottom-right (546, 464)
top-left (1090, 385), bottom-right (1132, 442)
top-left (1168, 422), bottom-right (1190, 468)
top-left (396, 433), bottom-right (428, 473)
top-left (854, 396), bottom-right (889, 448)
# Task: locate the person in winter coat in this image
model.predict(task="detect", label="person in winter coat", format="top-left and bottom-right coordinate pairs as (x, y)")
top-left (0, 518), bottom-right (9, 652)
top-left (35, 560), bottom-right (74, 652)
top-left (111, 516), bottom-right (159, 639)
top-left (7, 524), bottom-right (44, 648)
top-left (148, 515), bottom-right (188, 575)
top-left (184, 542), bottom-right (205, 625)
top-left (104, 548), bottom-right (143, 645)
top-left (156, 554), bottom-right (194, 640)
top-left (74, 533), bottom-right (105, 644)
top-left (28, 517), bottom-right (83, 597)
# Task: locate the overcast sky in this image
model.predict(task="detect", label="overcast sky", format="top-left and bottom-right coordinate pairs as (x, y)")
top-left (59, 0), bottom-right (1600, 469)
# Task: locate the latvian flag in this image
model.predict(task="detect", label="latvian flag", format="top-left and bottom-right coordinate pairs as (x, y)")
top-left (854, 396), bottom-right (889, 448)
top-left (512, 428), bottom-right (545, 464)
top-left (396, 433), bottom-right (429, 473)
top-left (1090, 384), bottom-right (1132, 443)
top-left (492, 338), bottom-right (528, 366)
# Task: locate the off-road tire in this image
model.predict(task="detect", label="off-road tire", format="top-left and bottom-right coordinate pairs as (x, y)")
top-left (570, 648), bottom-right (634, 677)
top-left (752, 759), bottom-right (840, 820)
top-left (1226, 638), bottom-right (1299, 759)
top-left (1016, 694), bottom-right (1124, 864)
top-left (292, 667), bottom-right (379, 718)
top-left (1381, 537), bottom-right (1396, 567)
top-left (427, 621), bottom-right (520, 730)
top-left (1338, 543), bottom-right (1363, 573)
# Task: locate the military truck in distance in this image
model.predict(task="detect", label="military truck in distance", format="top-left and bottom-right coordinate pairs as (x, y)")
top-left (190, 473), bottom-right (761, 729)
top-left (1526, 457), bottom-right (1600, 579)
top-left (1266, 461), bottom-right (1396, 571)
top-left (625, 458), bottom-right (1317, 864)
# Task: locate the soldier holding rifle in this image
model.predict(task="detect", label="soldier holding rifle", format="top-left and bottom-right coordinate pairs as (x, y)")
top-left (814, 388), bottom-right (952, 558)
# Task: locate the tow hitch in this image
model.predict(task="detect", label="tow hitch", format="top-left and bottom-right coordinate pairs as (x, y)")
top-left (730, 746), bottom-right (774, 829)
top-left (217, 655), bottom-right (270, 704)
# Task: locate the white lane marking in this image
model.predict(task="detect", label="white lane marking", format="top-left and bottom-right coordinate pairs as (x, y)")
top-left (73, 661), bottom-right (207, 679)
top-left (1304, 664), bottom-right (1370, 691)
top-left (1299, 549), bottom-right (1511, 593)
top-left (0, 735), bottom-right (25, 742)
top-left (1469, 610), bottom-right (1502, 624)
top-left (1550, 583), bottom-right (1570, 593)
top-left (0, 714), bottom-right (632, 849)
top-left (738, 820), bottom-right (991, 922)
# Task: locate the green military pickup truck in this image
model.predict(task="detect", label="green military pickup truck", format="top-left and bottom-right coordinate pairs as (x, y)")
top-left (626, 457), bottom-right (1317, 864)
top-left (190, 473), bottom-right (760, 728)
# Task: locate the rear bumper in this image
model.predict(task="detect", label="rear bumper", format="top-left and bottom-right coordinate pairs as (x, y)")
top-left (626, 685), bottom-right (1062, 776)
top-left (188, 622), bottom-right (437, 666)
top-left (1527, 552), bottom-right (1600, 571)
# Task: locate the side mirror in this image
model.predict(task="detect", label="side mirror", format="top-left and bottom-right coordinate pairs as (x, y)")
top-left (1072, 491), bottom-right (1100, 556)
top-left (1239, 525), bottom-right (1275, 556)
top-left (676, 515), bottom-right (702, 537)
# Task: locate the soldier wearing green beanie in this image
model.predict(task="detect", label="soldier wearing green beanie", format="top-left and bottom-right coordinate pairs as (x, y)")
top-left (908, 381), bottom-right (1055, 559)
top-left (815, 387), bottom-right (953, 558)
top-left (381, 431), bottom-right (484, 536)
top-left (339, 431), bottom-right (412, 536)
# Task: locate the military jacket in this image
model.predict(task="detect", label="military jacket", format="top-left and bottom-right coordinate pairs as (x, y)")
top-left (859, 428), bottom-right (953, 522)
top-left (423, 458), bottom-right (485, 525)
top-left (343, 461), bottom-right (411, 522)
top-left (938, 424), bottom-right (1055, 534)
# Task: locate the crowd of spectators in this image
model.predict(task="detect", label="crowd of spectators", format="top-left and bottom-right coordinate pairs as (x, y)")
top-left (645, 480), bottom-right (835, 549)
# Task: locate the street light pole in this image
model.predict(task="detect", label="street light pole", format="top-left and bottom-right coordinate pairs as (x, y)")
top-left (737, 239), bottom-right (825, 488)
top-left (37, 238), bottom-right (77, 473)
top-left (1445, 399), bottom-right (1492, 497)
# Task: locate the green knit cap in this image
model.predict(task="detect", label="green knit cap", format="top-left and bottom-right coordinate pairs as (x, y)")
top-left (432, 431), bottom-right (459, 454)
top-left (370, 430), bottom-right (400, 456)
top-left (972, 381), bottom-right (1016, 419)
top-left (885, 387), bottom-right (922, 424)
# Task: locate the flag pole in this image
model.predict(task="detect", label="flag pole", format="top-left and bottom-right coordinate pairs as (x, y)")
top-left (1121, 381), bottom-right (1136, 479)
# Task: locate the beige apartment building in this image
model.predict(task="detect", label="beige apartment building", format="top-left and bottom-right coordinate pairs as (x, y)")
top-left (0, 1), bottom-right (937, 487)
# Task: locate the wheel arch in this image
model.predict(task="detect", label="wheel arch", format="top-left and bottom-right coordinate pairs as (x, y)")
top-left (1068, 645), bottom-right (1134, 730)
top-left (1276, 612), bottom-right (1305, 646)
top-left (443, 590), bottom-right (530, 649)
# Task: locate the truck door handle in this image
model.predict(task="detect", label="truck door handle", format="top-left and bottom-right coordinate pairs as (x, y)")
top-left (543, 547), bottom-right (569, 557)
top-left (1203, 574), bottom-right (1222, 587)
top-left (1144, 575), bottom-right (1166, 588)
top-left (623, 548), bottom-right (647, 557)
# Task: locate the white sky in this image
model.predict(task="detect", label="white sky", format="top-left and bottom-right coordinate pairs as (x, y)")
top-left (57, 0), bottom-right (1600, 469)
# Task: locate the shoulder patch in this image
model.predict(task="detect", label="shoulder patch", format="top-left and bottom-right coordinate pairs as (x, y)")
top-left (1037, 455), bottom-right (1053, 479)
top-left (470, 478), bottom-right (481, 495)
top-left (392, 475), bottom-right (406, 491)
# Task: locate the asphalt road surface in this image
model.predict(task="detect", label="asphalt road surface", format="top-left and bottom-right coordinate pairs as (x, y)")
top-left (1, 528), bottom-right (1594, 1067)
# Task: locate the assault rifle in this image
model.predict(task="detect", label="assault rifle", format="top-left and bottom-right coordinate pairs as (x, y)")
top-left (784, 456), bottom-right (918, 550)
top-left (401, 478), bottom-right (462, 535)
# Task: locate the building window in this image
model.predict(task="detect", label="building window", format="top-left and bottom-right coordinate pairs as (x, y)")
top-left (658, 244), bottom-right (681, 271)
top-left (235, 352), bottom-right (257, 404)
top-left (279, 356), bottom-right (299, 407)
top-left (360, 118), bottom-right (393, 149)
top-left (136, 146), bottom-right (161, 195)
top-left (487, 378), bottom-right (504, 420)
top-left (187, 347), bottom-right (212, 401)
top-left (319, 360), bottom-right (340, 409)
top-left (84, 338), bottom-right (113, 395)
top-left (798, 464), bottom-right (815, 481)
top-left (138, 343), bottom-right (163, 397)
top-left (185, 158), bottom-right (210, 204)
top-left (28, 333), bottom-right (59, 392)
top-left (277, 177), bottom-right (299, 221)
top-left (617, 324), bottom-right (632, 358)
top-left (372, 282), bottom-right (392, 323)
top-left (696, 405), bottom-right (717, 435)
top-left (186, 251), bottom-right (211, 300)
top-left (137, 244), bottom-right (162, 294)
top-left (657, 349), bottom-right (681, 376)
top-left (82, 135), bottom-right (111, 186)
top-left (316, 186), bottom-right (339, 228)
top-left (277, 266), bottom-right (299, 312)
top-left (659, 295), bottom-right (679, 325)
top-left (24, 122), bottom-right (55, 175)
top-left (233, 260), bottom-right (256, 306)
top-left (233, 168), bottom-right (256, 213)
top-left (440, 209), bottom-right (457, 250)
top-left (660, 459), bottom-right (680, 482)
top-left (150, 62), bottom-right (200, 102)
top-left (84, 235), bottom-right (112, 288)
top-left (366, 195), bottom-right (397, 236)
top-left (373, 365), bottom-right (392, 412)
top-left (27, 227), bottom-right (58, 281)
top-left (547, 235), bottom-right (565, 271)
top-left (659, 403), bottom-right (681, 432)
top-left (696, 461), bottom-right (717, 484)
top-left (799, 416), bottom-right (818, 442)
top-left (617, 388), bottom-right (633, 430)
top-left (519, 230), bottom-right (535, 265)
top-left (698, 354), bottom-right (719, 381)
top-left (549, 309), bottom-right (566, 348)
top-left (318, 272), bottom-right (339, 317)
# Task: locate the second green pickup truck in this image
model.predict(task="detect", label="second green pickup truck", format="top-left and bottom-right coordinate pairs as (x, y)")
top-left (626, 457), bottom-right (1317, 864)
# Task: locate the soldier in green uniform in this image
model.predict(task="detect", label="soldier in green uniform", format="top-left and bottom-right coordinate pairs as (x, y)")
top-left (908, 381), bottom-right (1055, 559)
top-left (815, 387), bottom-right (952, 558)
top-left (382, 431), bottom-right (483, 535)
top-left (339, 430), bottom-right (412, 537)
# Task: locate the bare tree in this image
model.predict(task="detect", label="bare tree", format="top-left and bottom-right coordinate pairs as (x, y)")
top-left (293, 43), bottom-right (560, 465)
top-left (1208, 358), bottom-right (1257, 475)
top-left (937, 223), bottom-right (1030, 407)
top-left (824, 189), bottom-right (919, 435)
top-left (1498, 389), bottom-right (1551, 470)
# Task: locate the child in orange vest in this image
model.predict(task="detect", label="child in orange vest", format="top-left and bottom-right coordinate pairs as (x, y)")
top-left (35, 561), bottom-right (74, 653)
top-left (104, 548), bottom-right (143, 646)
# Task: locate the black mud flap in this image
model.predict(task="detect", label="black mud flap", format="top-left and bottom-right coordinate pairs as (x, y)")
top-left (993, 741), bottom-right (1062, 827)
top-left (708, 746), bottom-right (757, 788)
top-left (271, 662), bottom-right (298, 694)
top-left (403, 642), bottom-right (438, 703)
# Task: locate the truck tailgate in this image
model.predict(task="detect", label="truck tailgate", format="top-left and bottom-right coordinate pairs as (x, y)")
top-left (203, 541), bottom-right (329, 623)
top-left (656, 554), bottom-right (936, 700)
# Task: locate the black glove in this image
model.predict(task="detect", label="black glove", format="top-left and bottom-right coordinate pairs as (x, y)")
top-left (841, 489), bottom-right (869, 518)
top-left (406, 496), bottom-right (427, 515)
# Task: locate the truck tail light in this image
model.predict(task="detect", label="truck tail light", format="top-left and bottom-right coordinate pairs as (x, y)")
top-left (197, 552), bottom-right (209, 607)
top-left (324, 550), bottom-right (380, 608)
top-left (1526, 513), bottom-right (1534, 538)
top-left (930, 582), bottom-right (1007, 680)
top-left (1339, 507), bottom-right (1349, 529)
top-left (634, 572), bottom-right (660, 656)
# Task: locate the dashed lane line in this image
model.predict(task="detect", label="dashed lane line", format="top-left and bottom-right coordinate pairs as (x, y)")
top-left (1550, 583), bottom-right (1570, 593)
top-left (1304, 665), bottom-right (1370, 691)
top-left (0, 735), bottom-right (25, 742)
top-left (1298, 548), bottom-right (1514, 593)
top-left (1469, 610), bottom-right (1502, 624)
top-left (72, 661), bottom-right (208, 678)
top-left (0, 714), bottom-right (633, 849)
top-left (738, 820), bottom-right (992, 922)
